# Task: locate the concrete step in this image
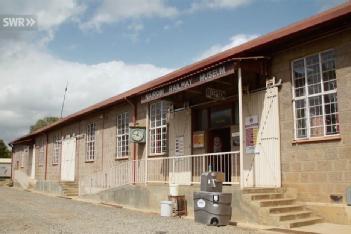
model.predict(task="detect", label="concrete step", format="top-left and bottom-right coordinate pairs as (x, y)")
top-left (271, 210), bottom-right (312, 221)
top-left (258, 198), bottom-right (296, 207)
top-left (63, 189), bottom-right (78, 192)
top-left (268, 204), bottom-right (304, 214)
top-left (61, 184), bottom-right (78, 187)
top-left (63, 190), bottom-right (78, 194)
top-left (62, 187), bottom-right (78, 190)
top-left (279, 216), bottom-right (322, 228)
top-left (64, 193), bottom-right (78, 197)
top-left (249, 193), bottom-right (284, 201)
top-left (242, 188), bottom-right (284, 194)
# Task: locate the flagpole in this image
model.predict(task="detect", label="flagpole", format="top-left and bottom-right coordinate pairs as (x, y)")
top-left (60, 81), bottom-right (68, 118)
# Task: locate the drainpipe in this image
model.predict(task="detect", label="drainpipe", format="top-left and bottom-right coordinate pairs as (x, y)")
top-left (238, 66), bottom-right (244, 189)
top-left (145, 103), bottom-right (149, 184)
top-left (125, 97), bottom-right (137, 184)
top-left (45, 133), bottom-right (49, 180)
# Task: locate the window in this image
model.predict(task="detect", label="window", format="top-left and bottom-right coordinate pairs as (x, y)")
top-left (210, 108), bottom-right (232, 128)
top-left (116, 112), bottom-right (129, 158)
top-left (38, 138), bottom-right (45, 166)
top-left (53, 135), bottom-right (61, 165)
top-left (150, 101), bottom-right (169, 154)
top-left (292, 49), bottom-right (339, 139)
top-left (86, 123), bottom-right (96, 161)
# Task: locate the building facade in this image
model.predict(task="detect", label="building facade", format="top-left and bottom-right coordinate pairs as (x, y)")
top-left (10, 3), bottom-right (351, 225)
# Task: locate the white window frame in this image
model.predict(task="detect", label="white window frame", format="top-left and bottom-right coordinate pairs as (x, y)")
top-left (86, 123), bottom-right (96, 161)
top-left (291, 49), bottom-right (339, 140)
top-left (38, 138), bottom-right (45, 166)
top-left (116, 112), bottom-right (129, 158)
top-left (53, 134), bottom-right (61, 165)
top-left (149, 101), bottom-right (169, 155)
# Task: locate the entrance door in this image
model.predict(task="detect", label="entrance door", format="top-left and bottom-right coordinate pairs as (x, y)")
top-left (242, 87), bottom-right (281, 187)
top-left (30, 144), bottom-right (35, 179)
top-left (208, 128), bottom-right (232, 182)
top-left (61, 137), bottom-right (76, 181)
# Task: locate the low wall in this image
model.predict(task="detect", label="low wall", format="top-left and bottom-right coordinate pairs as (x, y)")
top-left (35, 180), bottom-right (63, 196)
top-left (0, 163), bottom-right (11, 178)
top-left (83, 183), bottom-right (260, 223)
top-left (305, 202), bottom-right (351, 225)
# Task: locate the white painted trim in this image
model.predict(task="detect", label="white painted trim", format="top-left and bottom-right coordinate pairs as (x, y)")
top-left (238, 67), bottom-right (244, 189)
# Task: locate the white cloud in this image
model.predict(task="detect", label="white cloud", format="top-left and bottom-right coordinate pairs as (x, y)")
top-left (0, 0), bottom-right (85, 31)
top-left (195, 33), bottom-right (259, 61)
top-left (126, 22), bottom-right (144, 42)
top-left (190, 0), bottom-right (252, 12)
top-left (81, 0), bottom-right (178, 30)
top-left (0, 45), bottom-right (171, 144)
top-left (317, 0), bottom-right (347, 12)
top-left (0, 0), bottom-right (172, 144)
top-left (163, 20), bottom-right (183, 31)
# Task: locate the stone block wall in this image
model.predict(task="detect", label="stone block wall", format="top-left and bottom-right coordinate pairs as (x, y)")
top-left (272, 29), bottom-right (351, 203)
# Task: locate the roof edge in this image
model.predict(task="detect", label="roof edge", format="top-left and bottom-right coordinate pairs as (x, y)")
top-left (9, 2), bottom-right (351, 145)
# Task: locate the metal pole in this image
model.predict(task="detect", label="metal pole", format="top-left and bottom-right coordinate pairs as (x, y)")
top-left (60, 81), bottom-right (68, 118)
top-left (238, 67), bottom-right (244, 189)
top-left (144, 103), bottom-right (149, 184)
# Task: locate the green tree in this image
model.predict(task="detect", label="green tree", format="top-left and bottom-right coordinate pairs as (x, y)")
top-left (30, 117), bottom-right (59, 133)
top-left (0, 139), bottom-right (10, 158)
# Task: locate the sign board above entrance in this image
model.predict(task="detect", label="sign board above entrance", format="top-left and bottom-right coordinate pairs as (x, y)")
top-left (141, 63), bottom-right (235, 104)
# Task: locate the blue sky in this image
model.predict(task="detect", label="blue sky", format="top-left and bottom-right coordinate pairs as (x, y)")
top-left (0, 0), bottom-right (346, 143)
top-left (48, 0), bottom-right (344, 68)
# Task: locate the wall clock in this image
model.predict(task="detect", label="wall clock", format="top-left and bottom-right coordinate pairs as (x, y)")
top-left (129, 126), bottom-right (146, 143)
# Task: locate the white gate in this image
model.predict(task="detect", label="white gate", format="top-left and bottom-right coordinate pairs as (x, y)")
top-left (30, 144), bottom-right (35, 179)
top-left (168, 109), bottom-right (192, 185)
top-left (242, 87), bottom-right (281, 187)
top-left (61, 137), bottom-right (76, 181)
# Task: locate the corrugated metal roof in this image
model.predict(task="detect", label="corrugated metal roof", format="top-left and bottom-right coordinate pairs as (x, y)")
top-left (10, 2), bottom-right (351, 145)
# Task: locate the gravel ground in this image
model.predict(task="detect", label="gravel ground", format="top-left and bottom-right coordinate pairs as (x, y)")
top-left (0, 187), bottom-right (265, 234)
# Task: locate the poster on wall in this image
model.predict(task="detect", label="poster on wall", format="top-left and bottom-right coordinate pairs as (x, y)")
top-left (175, 136), bottom-right (184, 156)
top-left (193, 131), bottom-right (205, 148)
top-left (245, 115), bottom-right (259, 154)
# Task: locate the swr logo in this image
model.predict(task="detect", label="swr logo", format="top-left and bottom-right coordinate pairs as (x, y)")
top-left (0, 15), bottom-right (37, 30)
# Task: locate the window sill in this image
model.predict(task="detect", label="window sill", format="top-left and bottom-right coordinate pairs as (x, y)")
top-left (292, 135), bottom-right (341, 144)
top-left (85, 160), bottom-right (95, 163)
top-left (148, 153), bottom-right (167, 158)
top-left (52, 163), bottom-right (59, 166)
top-left (115, 157), bottom-right (129, 161)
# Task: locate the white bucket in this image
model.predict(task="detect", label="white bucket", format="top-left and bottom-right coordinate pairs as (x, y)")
top-left (160, 201), bottom-right (173, 217)
top-left (169, 184), bottom-right (179, 196)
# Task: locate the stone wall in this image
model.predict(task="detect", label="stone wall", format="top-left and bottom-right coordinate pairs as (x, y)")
top-left (86, 184), bottom-right (259, 223)
top-left (272, 29), bottom-right (351, 203)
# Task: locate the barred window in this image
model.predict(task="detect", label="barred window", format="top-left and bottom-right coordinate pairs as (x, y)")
top-left (53, 135), bottom-right (61, 165)
top-left (116, 112), bottom-right (129, 158)
top-left (86, 123), bottom-right (96, 161)
top-left (292, 49), bottom-right (339, 139)
top-left (38, 138), bottom-right (45, 166)
top-left (149, 101), bottom-right (169, 155)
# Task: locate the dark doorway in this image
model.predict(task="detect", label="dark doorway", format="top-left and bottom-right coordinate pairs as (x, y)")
top-left (208, 127), bottom-right (232, 182)
top-left (208, 128), bottom-right (230, 153)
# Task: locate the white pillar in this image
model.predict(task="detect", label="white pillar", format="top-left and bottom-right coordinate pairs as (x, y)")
top-left (238, 67), bottom-right (244, 189)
